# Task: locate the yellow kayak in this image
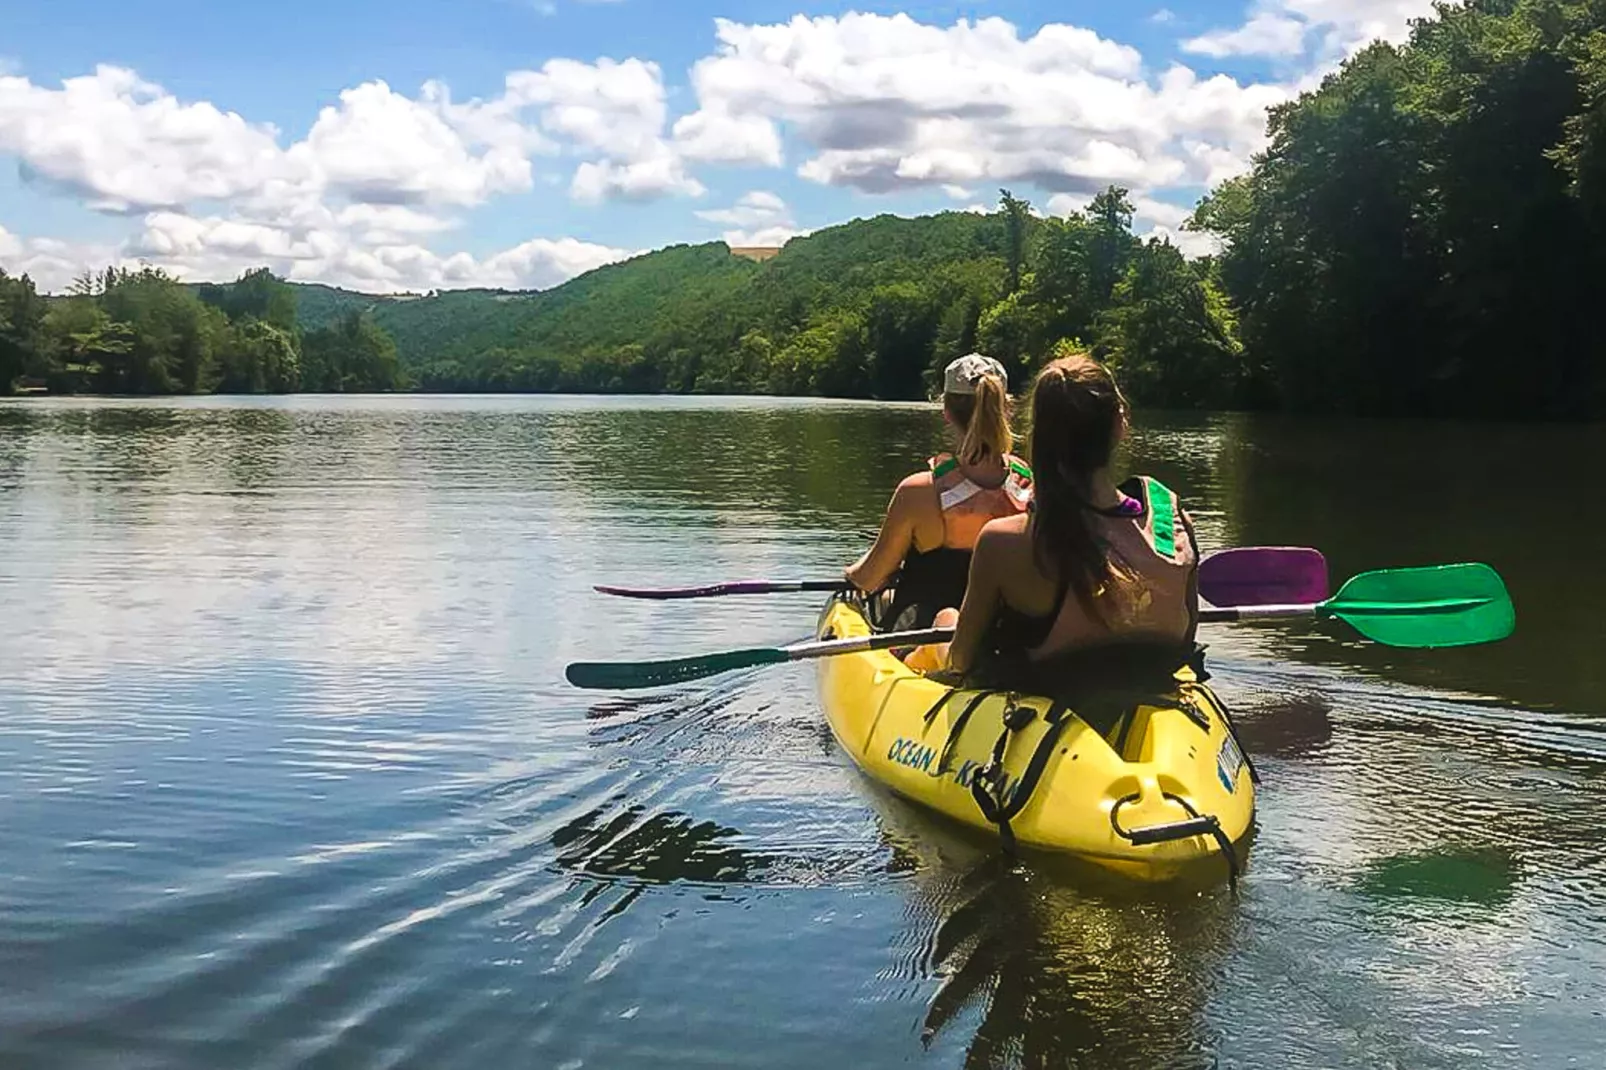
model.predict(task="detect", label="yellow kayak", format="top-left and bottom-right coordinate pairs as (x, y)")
top-left (814, 597), bottom-right (1256, 884)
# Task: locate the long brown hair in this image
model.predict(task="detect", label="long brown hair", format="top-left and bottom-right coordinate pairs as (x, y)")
top-left (943, 373), bottom-right (1013, 466)
top-left (1026, 353), bottom-right (1132, 620)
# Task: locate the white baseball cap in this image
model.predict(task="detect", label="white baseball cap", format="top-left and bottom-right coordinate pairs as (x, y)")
top-left (943, 352), bottom-right (1008, 395)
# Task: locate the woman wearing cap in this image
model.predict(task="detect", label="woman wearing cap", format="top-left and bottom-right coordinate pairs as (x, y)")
top-left (844, 353), bottom-right (1033, 630)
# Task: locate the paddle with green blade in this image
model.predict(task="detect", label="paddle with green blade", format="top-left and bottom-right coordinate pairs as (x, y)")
top-left (1205, 561), bottom-right (1515, 648)
top-left (565, 562), bottom-right (1514, 691)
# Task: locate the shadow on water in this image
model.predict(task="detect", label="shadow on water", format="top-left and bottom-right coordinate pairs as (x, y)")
top-left (1230, 692), bottom-right (1336, 760)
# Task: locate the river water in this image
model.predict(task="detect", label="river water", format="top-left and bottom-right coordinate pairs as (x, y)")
top-left (2, 395), bottom-right (1603, 1068)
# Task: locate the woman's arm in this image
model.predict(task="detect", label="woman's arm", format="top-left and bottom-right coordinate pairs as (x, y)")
top-left (945, 526), bottom-right (1006, 675)
top-left (845, 480), bottom-right (920, 593)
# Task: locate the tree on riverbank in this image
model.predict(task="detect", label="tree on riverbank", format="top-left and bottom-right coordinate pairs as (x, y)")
top-left (0, 267), bottom-right (403, 396)
top-left (1190, 0), bottom-right (1606, 418)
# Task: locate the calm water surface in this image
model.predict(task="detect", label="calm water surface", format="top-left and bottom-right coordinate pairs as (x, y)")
top-left (3, 395), bottom-right (1605, 1068)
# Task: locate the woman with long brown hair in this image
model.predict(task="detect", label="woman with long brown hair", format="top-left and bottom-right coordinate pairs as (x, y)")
top-left (908, 352), bottom-right (1199, 675)
top-left (845, 353), bottom-right (1033, 629)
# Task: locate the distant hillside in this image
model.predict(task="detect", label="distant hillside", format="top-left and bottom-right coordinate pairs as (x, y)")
top-left (246, 191), bottom-right (1240, 405)
top-left (277, 210), bottom-right (1026, 397)
top-left (290, 282), bottom-right (388, 328)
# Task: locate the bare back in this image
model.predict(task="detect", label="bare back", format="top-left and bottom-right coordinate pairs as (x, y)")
top-left (946, 486), bottom-right (1197, 673)
top-left (845, 455), bottom-right (1014, 594)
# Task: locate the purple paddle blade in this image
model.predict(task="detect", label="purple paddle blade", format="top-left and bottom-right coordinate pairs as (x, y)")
top-left (1199, 547), bottom-right (1329, 607)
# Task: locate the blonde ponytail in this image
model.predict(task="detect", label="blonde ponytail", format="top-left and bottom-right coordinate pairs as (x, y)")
top-left (956, 373), bottom-right (1013, 465)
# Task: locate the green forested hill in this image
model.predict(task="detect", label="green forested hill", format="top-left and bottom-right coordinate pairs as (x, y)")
top-left (279, 203), bottom-right (1226, 403)
top-left (289, 282), bottom-right (385, 330)
top-left (278, 210), bottom-right (1033, 399)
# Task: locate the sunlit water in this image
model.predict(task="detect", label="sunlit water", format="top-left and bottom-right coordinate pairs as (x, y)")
top-left (2, 395), bottom-right (1604, 1068)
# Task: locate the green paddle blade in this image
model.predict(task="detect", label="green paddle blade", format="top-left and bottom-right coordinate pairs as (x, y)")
top-left (1323, 563), bottom-right (1515, 648)
top-left (566, 646), bottom-right (791, 690)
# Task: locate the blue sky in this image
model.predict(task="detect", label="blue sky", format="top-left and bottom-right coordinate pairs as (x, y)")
top-left (0, 0), bottom-right (1431, 292)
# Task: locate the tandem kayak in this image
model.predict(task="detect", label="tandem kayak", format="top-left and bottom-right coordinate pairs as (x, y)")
top-left (814, 596), bottom-right (1256, 884)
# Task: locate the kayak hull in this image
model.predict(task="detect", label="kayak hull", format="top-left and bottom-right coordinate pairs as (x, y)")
top-left (815, 598), bottom-right (1255, 883)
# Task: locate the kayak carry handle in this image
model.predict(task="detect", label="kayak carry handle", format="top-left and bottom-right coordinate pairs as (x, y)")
top-left (1120, 815), bottom-right (1222, 847)
top-left (1110, 793), bottom-right (1240, 892)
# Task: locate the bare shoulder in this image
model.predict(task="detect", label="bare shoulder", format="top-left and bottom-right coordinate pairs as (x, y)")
top-left (977, 513), bottom-right (1030, 544)
top-left (896, 470), bottom-right (935, 493)
top-left (972, 514), bottom-right (1030, 564)
top-left (890, 470), bottom-right (936, 510)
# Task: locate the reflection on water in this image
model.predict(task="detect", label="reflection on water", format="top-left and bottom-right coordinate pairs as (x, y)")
top-left (1354, 846), bottom-right (1521, 907)
top-left (863, 791), bottom-right (1235, 1070)
top-left (3, 394), bottom-right (1606, 1068)
top-left (552, 806), bottom-right (770, 885)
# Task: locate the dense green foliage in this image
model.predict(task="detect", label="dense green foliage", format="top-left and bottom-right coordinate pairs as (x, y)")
top-left (279, 198), bottom-right (1235, 405)
top-left (1192, 0), bottom-right (1606, 417)
top-left (0, 267), bottom-right (402, 395)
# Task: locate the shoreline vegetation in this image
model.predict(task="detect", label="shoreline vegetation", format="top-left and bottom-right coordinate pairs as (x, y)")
top-left (4, 1), bottom-right (1604, 419)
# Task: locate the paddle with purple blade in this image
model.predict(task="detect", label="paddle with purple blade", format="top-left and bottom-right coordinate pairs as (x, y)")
top-left (1198, 547), bottom-right (1329, 607)
top-left (598, 547), bottom-right (1330, 604)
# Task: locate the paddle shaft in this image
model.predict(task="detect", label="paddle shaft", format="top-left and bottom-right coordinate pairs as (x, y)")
top-left (1200, 603), bottom-right (1319, 621)
top-left (596, 579), bottom-right (848, 600)
top-left (782, 627), bottom-right (953, 660)
top-left (787, 604), bottom-right (1320, 659)
top-left (599, 546), bottom-right (1327, 604)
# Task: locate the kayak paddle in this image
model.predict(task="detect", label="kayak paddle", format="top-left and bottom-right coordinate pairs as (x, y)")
top-left (1208, 561), bottom-right (1515, 649)
top-left (597, 546), bottom-right (1327, 604)
top-left (594, 578), bottom-right (849, 600)
top-left (567, 562), bottom-right (1513, 690)
top-left (565, 627), bottom-right (953, 690)
top-left (1200, 547), bottom-right (1328, 606)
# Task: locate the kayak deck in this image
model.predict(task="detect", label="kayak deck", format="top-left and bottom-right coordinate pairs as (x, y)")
top-left (815, 598), bottom-right (1255, 883)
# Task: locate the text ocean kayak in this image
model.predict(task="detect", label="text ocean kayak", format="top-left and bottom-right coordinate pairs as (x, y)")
top-left (814, 597), bottom-right (1255, 883)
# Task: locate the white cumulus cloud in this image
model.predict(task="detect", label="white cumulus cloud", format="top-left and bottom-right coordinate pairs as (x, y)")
top-left (121, 209), bottom-right (631, 293)
top-left (290, 80), bottom-right (535, 208)
top-left (694, 190), bottom-right (806, 247)
top-left (508, 57), bottom-right (706, 201)
top-left (4, 7), bottom-right (1404, 292)
top-left (673, 13), bottom-right (1287, 200)
top-left (0, 60), bottom-right (683, 292)
top-left (1183, 13), bottom-right (1309, 58)
top-left (1184, 0), bottom-right (1436, 62)
top-left (0, 65), bottom-right (286, 212)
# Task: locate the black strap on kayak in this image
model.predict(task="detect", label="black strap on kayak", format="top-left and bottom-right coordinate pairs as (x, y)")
top-left (920, 685), bottom-right (964, 728)
top-left (1110, 792), bottom-right (1240, 892)
top-left (934, 690), bottom-right (1002, 772)
top-left (970, 700), bottom-right (1071, 855)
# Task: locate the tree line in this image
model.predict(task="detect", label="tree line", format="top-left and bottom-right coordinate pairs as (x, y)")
top-left (0, 266), bottom-right (402, 396)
